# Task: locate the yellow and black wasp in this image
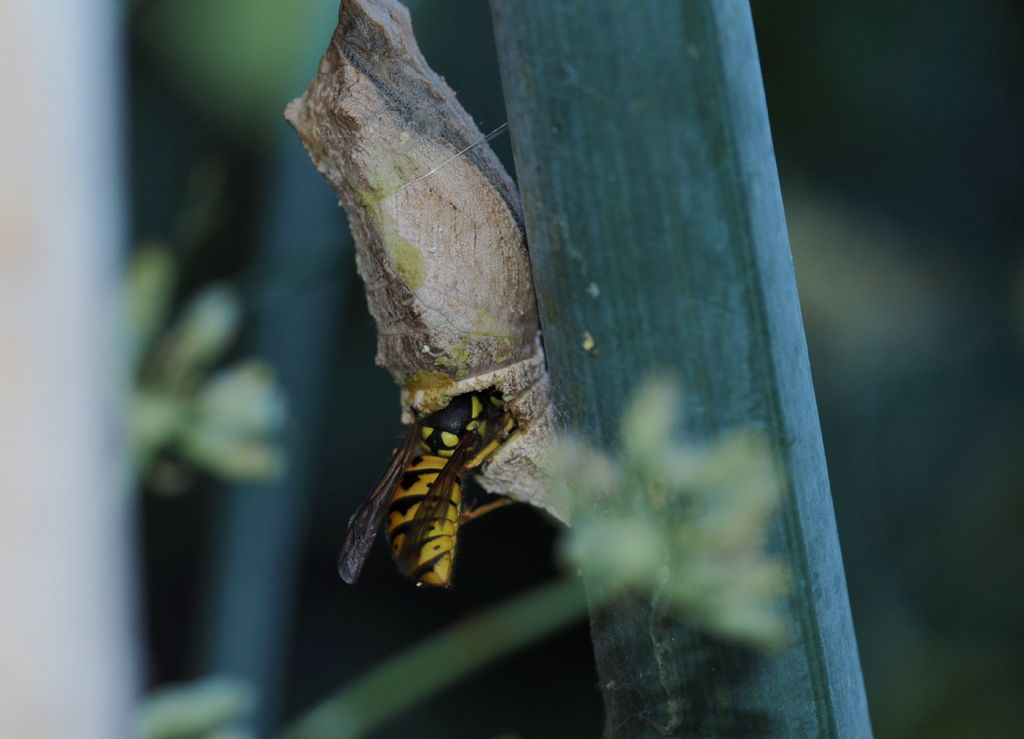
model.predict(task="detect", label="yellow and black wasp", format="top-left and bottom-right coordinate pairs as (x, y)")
top-left (337, 390), bottom-right (515, 587)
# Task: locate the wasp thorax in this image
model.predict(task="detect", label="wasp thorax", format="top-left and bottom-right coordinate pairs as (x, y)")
top-left (419, 391), bottom-right (498, 457)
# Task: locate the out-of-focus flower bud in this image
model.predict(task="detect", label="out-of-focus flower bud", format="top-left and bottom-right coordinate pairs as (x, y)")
top-left (130, 390), bottom-right (186, 474)
top-left (551, 377), bottom-right (790, 649)
top-left (126, 244), bottom-right (177, 365)
top-left (160, 286), bottom-right (241, 389)
top-left (194, 361), bottom-right (287, 436)
top-left (182, 426), bottom-right (284, 482)
top-left (620, 375), bottom-right (680, 473)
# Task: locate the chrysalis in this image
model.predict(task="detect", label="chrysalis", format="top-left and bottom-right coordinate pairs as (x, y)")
top-left (286, 0), bottom-right (559, 522)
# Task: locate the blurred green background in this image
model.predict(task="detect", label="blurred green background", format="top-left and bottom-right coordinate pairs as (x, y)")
top-left (129, 0), bottom-right (1024, 736)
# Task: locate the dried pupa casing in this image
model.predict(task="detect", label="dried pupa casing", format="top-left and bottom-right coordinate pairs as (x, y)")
top-left (285, 0), bottom-right (561, 519)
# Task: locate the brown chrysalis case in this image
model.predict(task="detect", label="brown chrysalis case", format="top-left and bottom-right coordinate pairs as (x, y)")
top-left (285, 0), bottom-right (559, 518)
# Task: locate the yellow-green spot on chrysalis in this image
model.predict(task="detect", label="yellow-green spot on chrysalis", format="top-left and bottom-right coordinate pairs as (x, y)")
top-left (386, 239), bottom-right (425, 292)
top-left (434, 344), bottom-right (472, 375)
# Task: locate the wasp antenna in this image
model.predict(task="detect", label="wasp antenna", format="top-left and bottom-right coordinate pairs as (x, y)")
top-left (395, 122), bottom-right (510, 194)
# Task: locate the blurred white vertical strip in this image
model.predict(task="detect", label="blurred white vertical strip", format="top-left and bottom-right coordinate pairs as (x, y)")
top-left (0, 1), bottom-right (133, 738)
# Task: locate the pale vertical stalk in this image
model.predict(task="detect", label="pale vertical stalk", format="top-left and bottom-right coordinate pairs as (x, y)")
top-left (0, 2), bottom-right (133, 738)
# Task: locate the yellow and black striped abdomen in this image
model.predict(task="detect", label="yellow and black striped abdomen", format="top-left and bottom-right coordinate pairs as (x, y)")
top-left (386, 454), bottom-right (462, 587)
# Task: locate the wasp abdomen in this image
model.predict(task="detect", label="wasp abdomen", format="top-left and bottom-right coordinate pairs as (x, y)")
top-left (386, 454), bottom-right (462, 587)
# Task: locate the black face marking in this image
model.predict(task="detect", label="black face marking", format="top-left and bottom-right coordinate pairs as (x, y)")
top-left (422, 429), bottom-right (454, 452)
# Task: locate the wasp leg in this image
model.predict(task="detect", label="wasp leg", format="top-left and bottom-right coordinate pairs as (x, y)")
top-left (459, 496), bottom-right (513, 523)
top-left (460, 411), bottom-right (518, 524)
top-left (465, 412), bottom-right (518, 469)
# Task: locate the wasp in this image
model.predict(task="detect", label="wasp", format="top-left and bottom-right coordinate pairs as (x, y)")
top-left (338, 390), bottom-right (515, 587)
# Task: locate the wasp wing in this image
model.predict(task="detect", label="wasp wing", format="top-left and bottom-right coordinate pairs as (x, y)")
top-left (337, 421), bottom-right (422, 584)
top-left (395, 431), bottom-right (477, 581)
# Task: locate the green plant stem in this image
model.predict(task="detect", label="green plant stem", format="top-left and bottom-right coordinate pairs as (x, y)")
top-left (490, 0), bottom-right (871, 736)
top-left (277, 575), bottom-right (587, 739)
top-left (199, 131), bottom-right (351, 734)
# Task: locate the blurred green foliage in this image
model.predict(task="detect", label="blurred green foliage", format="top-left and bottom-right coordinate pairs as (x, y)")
top-left (128, 245), bottom-right (286, 486)
top-left (137, 0), bottom-right (338, 140)
top-left (136, 676), bottom-right (255, 739)
top-left (278, 577), bottom-right (587, 739)
top-left (551, 379), bottom-right (789, 649)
